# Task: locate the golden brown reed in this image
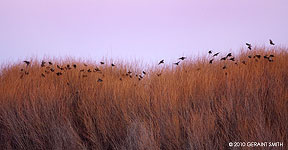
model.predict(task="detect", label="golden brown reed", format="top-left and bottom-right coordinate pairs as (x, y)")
top-left (0, 47), bottom-right (287, 149)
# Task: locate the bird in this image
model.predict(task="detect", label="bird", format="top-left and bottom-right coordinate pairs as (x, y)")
top-left (56, 72), bottom-right (62, 76)
top-left (158, 60), bottom-right (164, 65)
top-left (226, 53), bottom-right (232, 57)
top-left (23, 61), bottom-right (30, 66)
top-left (142, 71), bottom-right (146, 75)
top-left (100, 62), bottom-right (105, 65)
top-left (111, 63), bottom-right (115, 67)
top-left (269, 39), bottom-right (275, 45)
top-left (220, 57), bottom-right (227, 61)
top-left (95, 68), bottom-right (101, 72)
top-left (50, 68), bottom-right (55, 72)
top-left (209, 59), bottom-right (214, 64)
top-left (248, 55), bottom-right (252, 58)
top-left (179, 57), bottom-right (187, 60)
top-left (48, 62), bottom-right (53, 65)
top-left (229, 57), bottom-right (235, 61)
top-left (222, 65), bottom-right (227, 69)
top-left (127, 71), bottom-right (132, 74)
top-left (57, 65), bottom-right (61, 69)
top-left (208, 50), bottom-right (212, 54)
top-left (269, 54), bottom-right (274, 57)
top-left (264, 55), bottom-right (269, 59)
top-left (41, 61), bottom-right (46, 67)
top-left (173, 61), bottom-right (180, 65)
top-left (87, 69), bottom-right (92, 73)
top-left (73, 64), bottom-right (77, 69)
top-left (97, 78), bottom-right (103, 82)
top-left (246, 43), bottom-right (252, 50)
top-left (20, 69), bottom-right (24, 71)
top-left (254, 55), bottom-right (261, 59)
top-left (213, 52), bottom-right (220, 57)
top-left (41, 73), bottom-right (45, 77)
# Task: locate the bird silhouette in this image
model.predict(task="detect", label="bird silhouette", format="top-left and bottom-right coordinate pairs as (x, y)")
top-left (50, 68), bottom-right (55, 72)
top-left (208, 50), bottom-right (212, 54)
top-left (41, 61), bottom-right (46, 67)
top-left (229, 57), bottom-right (235, 61)
top-left (127, 71), bottom-right (132, 74)
top-left (220, 57), bottom-right (227, 61)
top-left (73, 64), bottom-right (77, 68)
top-left (248, 55), bottom-right (252, 58)
top-left (23, 61), bottom-right (30, 66)
top-left (173, 61), bottom-right (180, 65)
top-left (87, 69), bottom-right (92, 73)
top-left (254, 55), bottom-right (261, 59)
top-left (111, 63), bottom-right (115, 67)
top-left (48, 62), bottom-right (53, 65)
top-left (226, 53), bottom-right (232, 57)
top-left (142, 71), bottom-right (146, 75)
top-left (95, 68), bottom-right (101, 72)
top-left (264, 55), bottom-right (269, 59)
top-left (269, 39), bottom-right (275, 45)
top-left (100, 62), bottom-right (105, 65)
top-left (41, 73), bottom-right (45, 77)
top-left (158, 60), bottom-right (164, 65)
top-left (56, 72), bottom-right (62, 76)
top-left (246, 43), bottom-right (252, 50)
top-left (179, 57), bottom-right (187, 60)
top-left (20, 69), bottom-right (24, 71)
top-left (213, 52), bottom-right (220, 57)
top-left (222, 65), bottom-right (227, 69)
top-left (209, 59), bottom-right (214, 64)
top-left (97, 78), bottom-right (103, 82)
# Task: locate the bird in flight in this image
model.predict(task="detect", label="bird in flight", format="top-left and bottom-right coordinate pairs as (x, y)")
top-left (213, 52), bottom-right (220, 57)
top-left (179, 57), bottom-right (187, 60)
top-left (73, 64), bottom-right (77, 69)
top-left (269, 39), bottom-right (275, 45)
top-left (226, 53), bottom-right (232, 57)
top-left (246, 43), bottom-right (252, 50)
top-left (158, 60), bottom-right (164, 65)
top-left (173, 61), bottom-right (180, 65)
top-left (23, 61), bottom-right (30, 66)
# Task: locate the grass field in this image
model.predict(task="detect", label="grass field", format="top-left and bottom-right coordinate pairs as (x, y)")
top-left (0, 47), bottom-right (287, 149)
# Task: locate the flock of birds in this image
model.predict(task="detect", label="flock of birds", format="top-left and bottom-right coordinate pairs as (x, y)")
top-left (19, 39), bottom-right (276, 81)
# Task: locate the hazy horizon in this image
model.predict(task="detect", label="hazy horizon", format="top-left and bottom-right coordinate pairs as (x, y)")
top-left (1, 0), bottom-right (287, 64)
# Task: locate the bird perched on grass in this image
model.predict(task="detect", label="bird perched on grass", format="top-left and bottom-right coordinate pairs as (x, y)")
top-left (269, 39), bottom-right (275, 45)
top-left (158, 60), bottom-right (164, 65)
top-left (111, 63), bottom-right (115, 67)
top-left (254, 55), bottom-right (261, 59)
top-left (50, 68), bottom-right (55, 72)
top-left (56, 72), bottom-right (62, 76)
top-left (222, 65), bottom-right (227, 69)
top-left (41, 73), bottom-right (45, 77)
top-left (220, 57), bottom-right (227, 61)
top-left (97, 78), bottom-right (103, 82)
top-left (142, 71), bottom-right (146, 75)
top-left (246, 43), bottom-right (252, 50)
top-left (23, 61), bottom-right (30, 66)
top-left (179, 57), bottom-right (187, 60)
top-left (248, 55), bottom-right (252, 58)
top-left (41, 61), bottom-right (46, 67)
top-left (73, 64), bottom-right (77, 69)
top-left (226, 53), bottom-right (232, 57)
top-left (208, 50), bottom-right (212, 54)
top-left (100, 62), bottom-right (105, 65)
top-left (173, 61), bottom-right (180, 65)
top-left (48, 62), bottom-right (53, 65)
top-left (229, 57), bottom-right (235, 61)
top-left (213, 52), bottom-right (220, 57)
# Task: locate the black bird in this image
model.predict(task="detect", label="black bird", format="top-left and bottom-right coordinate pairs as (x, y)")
top-left (48, 62), bottom-right (53, 65)
top-left (158, 60), bottom-right (164, 65)
top-left (229, 57), bottom-right (235, 61)
top-left (139, 75), bottom-right (143, 79)
top-left (220, 57), bottom-right (227, 61)
top-left (264, 55), bottom-right (269, 59)
top-left (268, 58), bottom-right (273, 62)
top-left (41, 73), bottom-right (45, 77)
top-left (95, 67), bottom-right (101, 72)
top-left (56, 72), bottom-right (62, 76)
top-left (222, 65), bottom-right (227, 69)
top-left (246, 43), bottom-right (252, 50)
top-left (213, 52), bottom-right (220, 57)
top-left (67, 64), bottom-right (71, 69)
top-left (142, 71), bottom-right (146, 75)
top-left (127, 71), bottom-right (132, 74)
top-left (226, 53), bottom-right (232, 57)
top-left (209, 59), bottom-right (214, 64)
top-left (179, 57), bottom-right (187, 60)
top-left (57, 65), bottom-right (61, 69)
top-left (50, 68), bottom-right (55, 72)
top-left (208, 50), bottom-right (212, 54)
top-left (23, 61), bottom-right (30, 66)
top-left (269, 39), bottom-right (275, 45)
top-left (41, 61), bottom-right (46, 67)
top-left (254, 55), bottom-right (261, 59)
top-left (20, 69), bottom-right (24, 71)
top-left (73, 64), bottom-right (77, 68)
top-left (100, 62), bottom-right (105, 65)
top-left (87, 69), bottom-right (92, 73)
top-left (111, 63), bottom-right (115, 67)
top-left (97, 78), bottom-right (103, 82)
top-left (173, 61), bottom-right (180, 65)
top-left (248, 55), bottom-right (252, 58)
top-left (269, 54), bottom-right (274, 57)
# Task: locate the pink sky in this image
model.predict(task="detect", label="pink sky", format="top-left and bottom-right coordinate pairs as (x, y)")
top-left (0, 0), bottom-right (287, 64)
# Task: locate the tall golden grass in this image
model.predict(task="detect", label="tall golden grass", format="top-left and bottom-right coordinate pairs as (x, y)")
top-left (0, 47), bottom-right (287, 149)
